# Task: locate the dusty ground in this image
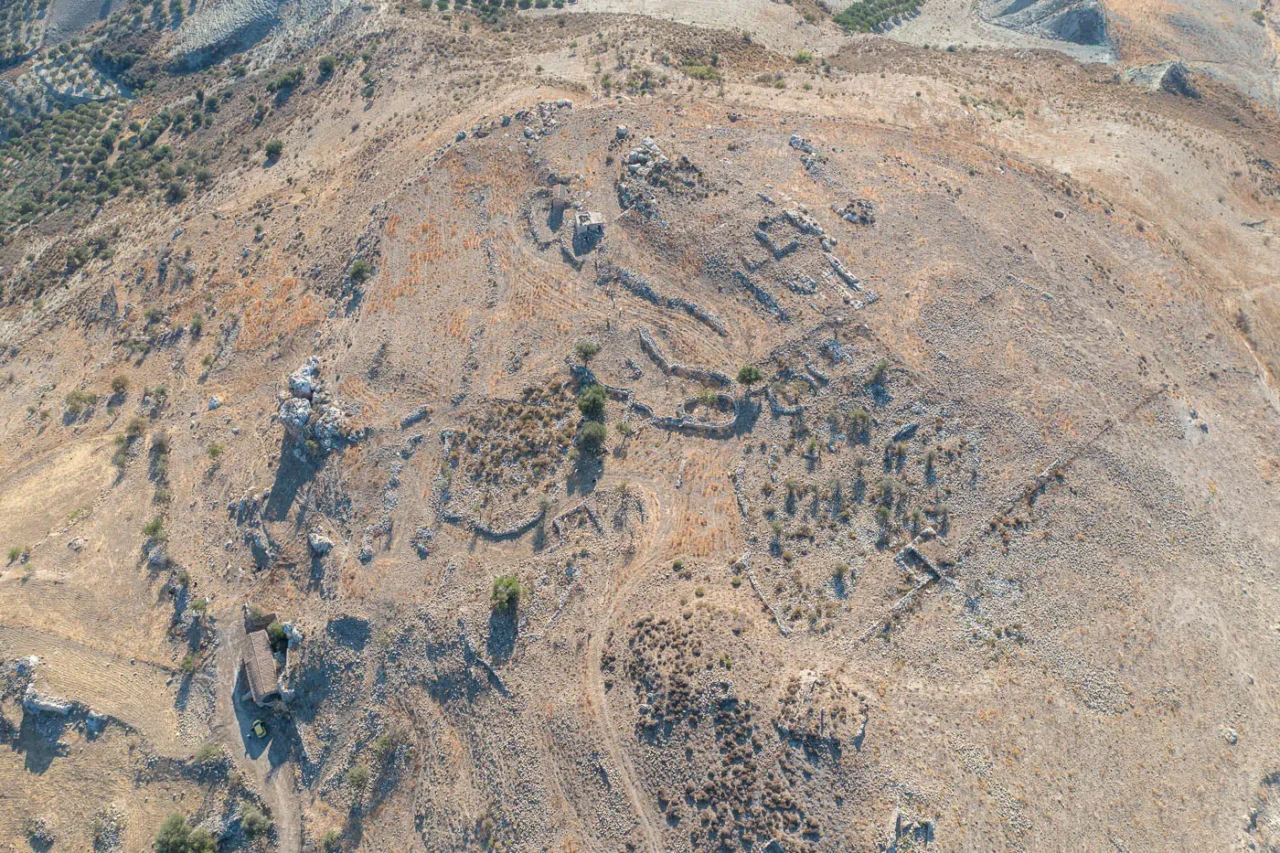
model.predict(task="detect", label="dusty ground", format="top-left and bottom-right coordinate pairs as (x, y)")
top-left (0, 1), bottom-right (1278, 851)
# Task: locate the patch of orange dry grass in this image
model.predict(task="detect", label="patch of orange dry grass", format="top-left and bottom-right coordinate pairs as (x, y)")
top-left (231, 276), bottom-right (325, 352)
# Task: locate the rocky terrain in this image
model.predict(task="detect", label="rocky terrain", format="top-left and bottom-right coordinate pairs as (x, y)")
top-left (0, 0), bottom-right (1279, 850)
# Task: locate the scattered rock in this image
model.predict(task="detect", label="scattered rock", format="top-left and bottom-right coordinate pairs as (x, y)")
top-left (279, 396), bottom-right (312, 439)
top-left (23, 684), bottom-right (74, 716)
top-left (411, 526), bottom-right (434, 558)
top-left (788, 134), bottom-right (815, 154)
top-left (288, 357), bottom-right (320, 399)
top-left (307, 531), bottom-right (333, 557)
top-left (892, 422), bottom-right (920, 442)
top-left (834, 198), bottom-right (876, 226)
top-left (1124, 60), bottom-right (1198, 98)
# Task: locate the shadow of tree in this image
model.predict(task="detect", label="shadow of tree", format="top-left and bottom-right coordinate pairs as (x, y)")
top-left (486, 607), bottom-right (516, 665)
top-left (567, 451), bottom-right (603, 497)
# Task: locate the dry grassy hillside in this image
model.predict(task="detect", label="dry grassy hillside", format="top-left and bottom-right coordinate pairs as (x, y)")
top-left (0, 2), bottom-right (1277, 852)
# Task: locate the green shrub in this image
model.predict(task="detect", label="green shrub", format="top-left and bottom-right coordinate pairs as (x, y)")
top-left (266, 67), bottom-right (304, 92)
top-left (194, 742), bottom-right (221, 766)
top-left (578, 420), bottom-right (606, 451)
top-left (347, 762), bottom-right (371, 791)
top-left (180, 654), bottom-right (195, 673)
top-left (267, 619), bottom-right (286, 650)
top-left (318, 55), bottom-right (337, 79)
top-left (491, 574), bottom-right (521, 610)
top-left (868, 358), bottom-right (889, 385)
top-left (241, 805), bottom-right (272, 839)
top-left (321, 830), bottom-right (342, 851)
top-left (64, 389), bottom-right (99, 414)
top-left (577, 384), bottom-right (607, 420)
top-left (573, 338), bottom-right (600, 363)
top-left (264, 139), bottom-right (284, 161)
top-left (349, 258), bottom-right (373, 283)
top-left (736, 365), bottom-right (763, 387)
top-left (142, 516), bottom-right (165, 539)
top-left (111, 374), bottom-right (129, 395)
top-left (154, 814), bottom-right (215, 853)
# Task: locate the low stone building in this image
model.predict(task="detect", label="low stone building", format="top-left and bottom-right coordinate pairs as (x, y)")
top-left (551, 184), bottom-right (570, 214)
top-left (242, 629), bottom-right (280, 707)
top-left (574, 210), bottom-right (605, 237)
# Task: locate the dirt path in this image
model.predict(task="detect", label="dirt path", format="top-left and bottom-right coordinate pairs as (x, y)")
top-left (213, 614), bottom-right (302, 853)
top-left (582, 477), bottom-right (673, 853)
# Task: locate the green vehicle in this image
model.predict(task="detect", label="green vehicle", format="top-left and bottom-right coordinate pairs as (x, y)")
top-left (251, 719), bottom-right (267, 738)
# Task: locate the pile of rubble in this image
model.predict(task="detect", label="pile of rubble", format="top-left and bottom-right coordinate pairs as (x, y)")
top-left (515, 99), bottom-right (574, 142)
top-left (616, 137), bottom-right (705, 220)
top-left (834, 198), bottom-right (876, 226)
top-left (277, 357), bottom-right (361, 454)
top-left (788, 134), bottom-right (828, 178)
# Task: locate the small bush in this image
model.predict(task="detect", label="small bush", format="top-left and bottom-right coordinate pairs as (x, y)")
top-left (194, 743), bottom-right (222, 767)
top-left (347, 762), bottom-right (371, 791)
top-left (166, 180), bottom-right (187, 203)
top-left (111, 374), bottom-right (129, 395)
top-left (267, 619), bottom-right (287, 650)
top-left (64, 389), bottom-right (99, 414)
top-left (207, 443), bottom-right (224, 461)
top-left (180, 654), bottom-right (196, 673)
top-left (349, 258), bottom-right (373, 283)
top-left (321, 830), bottom-right (342, 852)
top-left (578, 420), bottom-right (606, 451)
top-left (869, 358), bottom-right (890, 386)
top-left (142, 516), bottom-right (165, 539)
top-left (491, 574), bottom-right (521, 610)
top-left (151, 430), bottom-right (172, 455)
top-left (736, 365), bottom-right (763, 386)
top-left (573, 338), bottom-right (600, 363)
top-left (264, 139), bottom-right (284, 161)
top-left (154, 814), bottom-right (215, 853)
top-left (241, 805), bottom-right (272, 839)
top-left (318, 55), bottom-right (337, 79)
